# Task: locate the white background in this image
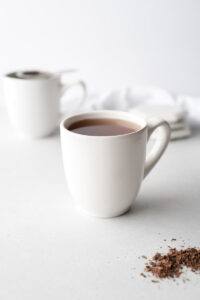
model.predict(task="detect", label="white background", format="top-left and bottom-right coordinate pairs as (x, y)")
top-left (1, 2), bottom-right (200, 298)
top-left (0, 0), bottom-right (200, 104)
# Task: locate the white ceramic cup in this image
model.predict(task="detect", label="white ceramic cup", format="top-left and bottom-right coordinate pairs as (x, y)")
top-left (60, 110), bottom-right (171, 218)
top-left (3, 70), bottom-right (87, 138)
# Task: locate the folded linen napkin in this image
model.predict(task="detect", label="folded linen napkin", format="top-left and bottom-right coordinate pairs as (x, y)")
top-left (129, 104), bottom-right (191, 140)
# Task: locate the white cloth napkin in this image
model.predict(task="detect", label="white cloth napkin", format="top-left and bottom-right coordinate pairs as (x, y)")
top-left (79, 86), bottom-right (200, 127)
top-left (62, 86), bottom-right (200, 127)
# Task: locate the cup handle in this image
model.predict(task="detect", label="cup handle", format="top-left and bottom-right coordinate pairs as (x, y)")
top-left (144, 118), bottom-right (171, 178)
top-left (59, 79), bottom-right (87, 121)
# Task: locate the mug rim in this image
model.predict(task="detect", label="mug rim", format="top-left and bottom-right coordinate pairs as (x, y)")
top-left (60, 110), bottom-right (147, 139)
top-left (4, 70), bottom-right (56, 81)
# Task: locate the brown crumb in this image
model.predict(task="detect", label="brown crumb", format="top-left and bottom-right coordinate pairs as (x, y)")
top-left (151, 280), bottom-right (159, 283)
top-left (140, 273), bottom-right (146, 278)
top-left (182, 278), bottom-right (190, 283)
top-left (171, 238), bottom-right (176, 241)
top-left (141, 255), bottom-right (147, 259)
top-left (145, 247), bottom-right (200, 279)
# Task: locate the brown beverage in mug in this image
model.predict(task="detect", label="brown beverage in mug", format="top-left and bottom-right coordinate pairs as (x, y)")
top-left (68, 118), bottom-right (141, 136)
top-left (7, 70), bottom-right (52, 79)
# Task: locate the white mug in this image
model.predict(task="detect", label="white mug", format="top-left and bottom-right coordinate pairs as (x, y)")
top-left (3, 70), bottom-right (87, 138)
top-left (60, 110), bottom-right (171, 218)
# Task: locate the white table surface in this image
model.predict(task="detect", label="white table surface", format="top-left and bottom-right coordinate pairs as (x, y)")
top-left (0, 109), bottom-right (200, 300)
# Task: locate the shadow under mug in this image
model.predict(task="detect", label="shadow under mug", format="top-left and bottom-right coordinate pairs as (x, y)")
top-left (60, 110), bottom-right (171, 218)
top-left (3, 70), bottom-right (87, 139)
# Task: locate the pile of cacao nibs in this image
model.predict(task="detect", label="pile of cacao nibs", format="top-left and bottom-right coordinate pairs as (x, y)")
top-left (143, 247), bottom-right (200, 280)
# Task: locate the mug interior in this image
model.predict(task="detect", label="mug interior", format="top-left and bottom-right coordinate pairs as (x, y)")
top-left (61, 110), bottom-right (147, 137)
top-left (5, 70), bottom-right (53, 80)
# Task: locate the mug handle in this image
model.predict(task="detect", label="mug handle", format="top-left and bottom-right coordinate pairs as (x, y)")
top-left (144, 118), bottom-right (171, 178)
top-left (59, 76), bottom-right (87, 121)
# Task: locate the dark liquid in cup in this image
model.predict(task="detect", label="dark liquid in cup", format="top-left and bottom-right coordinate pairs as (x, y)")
top-left (68, 118), bottom-right (141, 136)
top-left (7, 70), bottom-right (51, 79)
